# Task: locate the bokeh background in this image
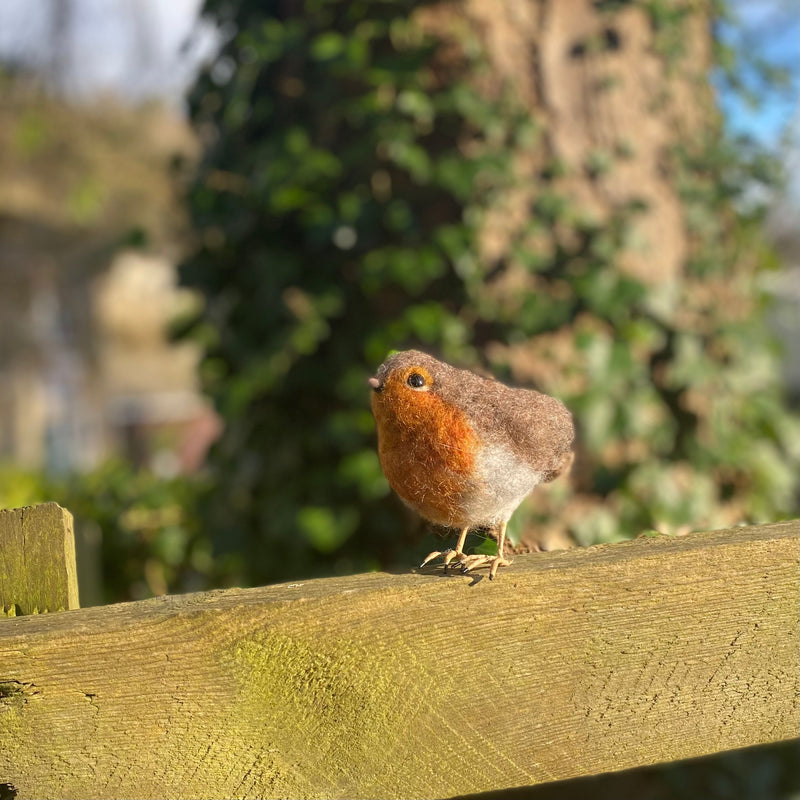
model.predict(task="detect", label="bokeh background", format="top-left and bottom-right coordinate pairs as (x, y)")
top-left (0, 1), bottom-right (798, 796)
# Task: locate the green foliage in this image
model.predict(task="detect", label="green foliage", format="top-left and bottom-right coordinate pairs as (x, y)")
top-left (0, 462), bottom-right (224, 604)
top-left (55, 462), bottom-right (228, 603)
top-left (178, 0), bottom-right (798, 587)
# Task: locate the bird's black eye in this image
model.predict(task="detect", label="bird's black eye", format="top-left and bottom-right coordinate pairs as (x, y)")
top-left (407, 372), bottom-right (426, 388)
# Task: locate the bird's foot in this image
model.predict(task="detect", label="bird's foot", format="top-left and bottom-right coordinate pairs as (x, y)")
top-left (459, 554), bottom-right (511, 581)
top-left (419, 548), bottom-right (467, 573)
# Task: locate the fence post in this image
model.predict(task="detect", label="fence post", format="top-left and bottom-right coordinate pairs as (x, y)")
top-left (0, 503), bottom-right (79, 615)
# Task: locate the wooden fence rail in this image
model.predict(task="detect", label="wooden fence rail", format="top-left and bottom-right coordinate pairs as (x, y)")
top-left (0, 506), bottom-right (798, 799)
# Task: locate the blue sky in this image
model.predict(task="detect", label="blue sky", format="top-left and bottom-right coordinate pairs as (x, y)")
top-left (717, 0), bottom-right (799, 149)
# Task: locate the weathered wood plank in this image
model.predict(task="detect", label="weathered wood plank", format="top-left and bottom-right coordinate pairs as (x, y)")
top-left (0, 521), bottom-right (797, 800)
top-left (0, 503), bottom-right (79, 615)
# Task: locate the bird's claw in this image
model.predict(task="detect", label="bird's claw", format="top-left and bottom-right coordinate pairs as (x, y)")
top-left (420, 539), bottom-right (510, 579)
top-left (419, 548), bottom-right (467, 572)
top-left (459, 554), bottom-right (511, 580)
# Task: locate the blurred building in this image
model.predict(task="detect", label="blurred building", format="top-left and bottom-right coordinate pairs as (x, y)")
top-left (93, 250), bottom-right (220, 475)
top-left (0, 83), bottom-right (218, 475)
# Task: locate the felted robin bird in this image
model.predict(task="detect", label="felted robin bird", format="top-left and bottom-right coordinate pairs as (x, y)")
top-left (369, 350), bottom-right (574, 579)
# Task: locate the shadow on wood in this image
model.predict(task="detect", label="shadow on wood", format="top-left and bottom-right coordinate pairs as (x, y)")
top-left (453, 739), bottom-right (800, 800)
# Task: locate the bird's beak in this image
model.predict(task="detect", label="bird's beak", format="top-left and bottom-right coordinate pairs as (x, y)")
top-left (368, 377), bottom-right (382, 393)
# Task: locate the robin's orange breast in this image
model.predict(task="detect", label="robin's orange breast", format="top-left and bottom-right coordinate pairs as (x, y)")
top-left (371, 388), bottom-right (481, 527)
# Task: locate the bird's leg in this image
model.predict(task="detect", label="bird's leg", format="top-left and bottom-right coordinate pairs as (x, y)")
top-left (419, 527), bottom-right (470, 572)
top-left (459, 521), bottom-right (512, 579)
top-left (445, 526), bottom-right (470, 572)
top-left (488, 521), bottom-right (511, 580)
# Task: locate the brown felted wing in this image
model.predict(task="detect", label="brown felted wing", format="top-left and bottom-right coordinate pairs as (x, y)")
top-left (438, 372), bottom-right (574, 482)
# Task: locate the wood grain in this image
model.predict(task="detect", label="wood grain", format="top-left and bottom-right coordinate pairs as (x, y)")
top-left (0, 521), bottom-right (797, 799)
top-left (0, 503), bottom-right (79, 615)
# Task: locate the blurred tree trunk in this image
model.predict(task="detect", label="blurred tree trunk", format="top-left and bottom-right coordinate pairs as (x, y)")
top-left (47, 0), bottom-right (73, 94)
top-left (421, 0), bottom-right (712, 285)
top-left (484, 0), bottom-right (708, 282)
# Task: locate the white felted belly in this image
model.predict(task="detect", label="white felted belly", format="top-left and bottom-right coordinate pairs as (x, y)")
top-left (460, 444), bottom-right (543, 526)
